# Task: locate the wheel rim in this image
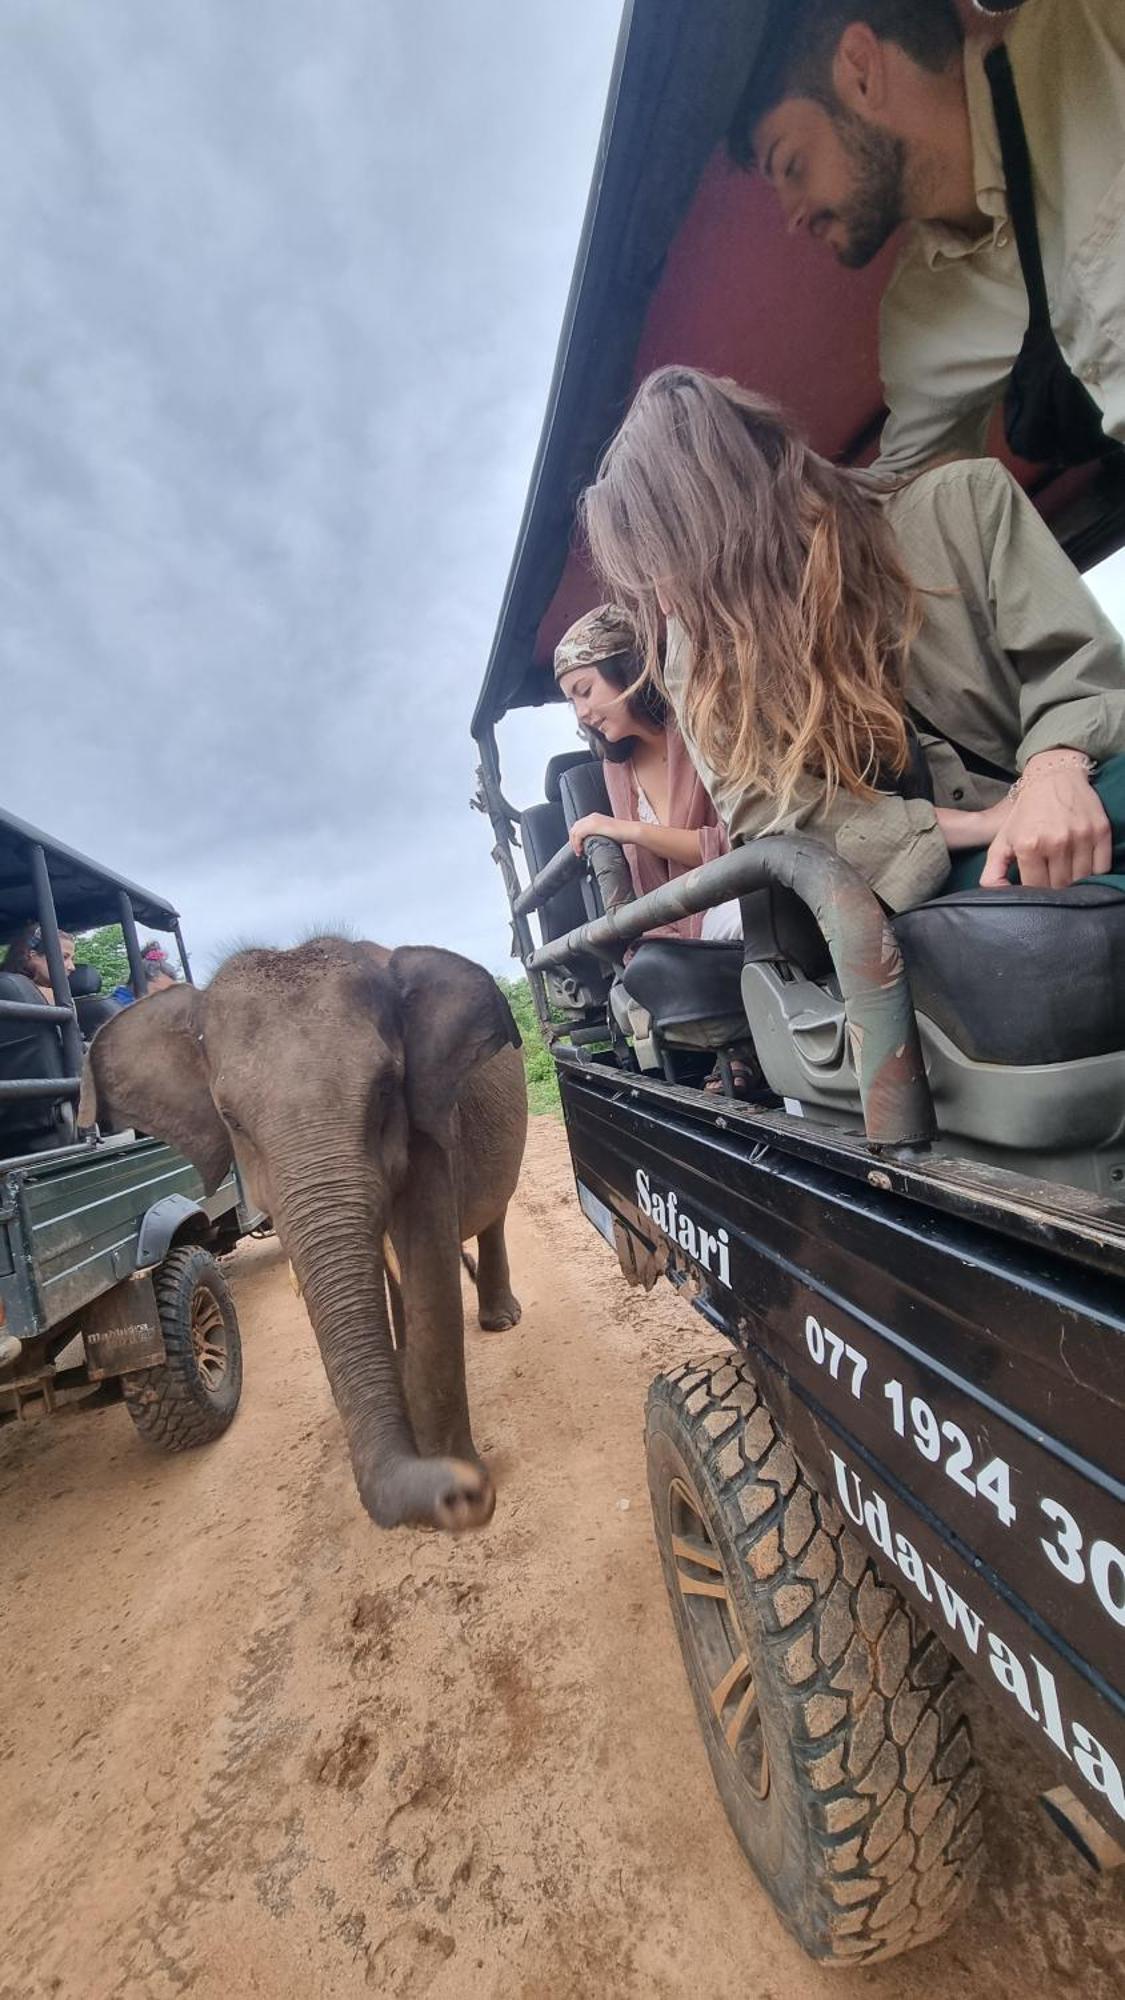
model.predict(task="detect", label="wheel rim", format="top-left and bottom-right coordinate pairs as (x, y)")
top-left (191, 1286), bottom-right (229, 1393)
top-left (669, 1475), bottom-right (769, 1800)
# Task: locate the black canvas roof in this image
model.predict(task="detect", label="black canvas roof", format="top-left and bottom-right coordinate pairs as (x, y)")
top-left (0, 804), bottom-right (180, 937)
top-left (471, 0), bottom-right (766, 736)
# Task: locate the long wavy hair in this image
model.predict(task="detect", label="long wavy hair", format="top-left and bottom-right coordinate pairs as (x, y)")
top-left (579, 367), bottom-right (920, 819)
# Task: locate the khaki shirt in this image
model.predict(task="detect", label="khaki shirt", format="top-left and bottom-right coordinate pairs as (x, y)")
top-left (664, 459), bottom-right (1125, 911)
top-left (877, 0), bottom-right (1125, 473)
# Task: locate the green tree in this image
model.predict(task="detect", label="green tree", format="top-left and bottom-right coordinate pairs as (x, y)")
top-left (74, 925), bottom-right (130, 993)
top-left (497, 976), bottom-right (560, 1116)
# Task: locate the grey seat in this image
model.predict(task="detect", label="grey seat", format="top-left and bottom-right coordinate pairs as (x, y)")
top-left (739, 881), bottom-right (1125, 1197)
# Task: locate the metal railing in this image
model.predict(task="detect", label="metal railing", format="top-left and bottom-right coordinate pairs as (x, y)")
top-left (525, 835), bottom-right (935, 1152)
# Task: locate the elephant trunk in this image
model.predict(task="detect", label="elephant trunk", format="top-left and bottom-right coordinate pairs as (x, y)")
top-left (276, 1159), bottom-right (492, 1534)
top-left (280, 1176), bottom-right (411, 1520)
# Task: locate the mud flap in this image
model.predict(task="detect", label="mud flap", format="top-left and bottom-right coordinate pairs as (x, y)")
top-left (82, 1272), bottom-right (167, 1379)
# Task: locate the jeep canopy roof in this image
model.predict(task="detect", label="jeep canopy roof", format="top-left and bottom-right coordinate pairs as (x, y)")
top-left (0, 804), bottom-right (181, 936)
top-left (472, 0), bottom-right (1125, 736)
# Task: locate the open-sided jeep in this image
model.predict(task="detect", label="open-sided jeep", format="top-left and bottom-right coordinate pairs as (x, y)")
top-left (473, 0), bottom-right (1125, 1965)
top-left (0, 805), bottom-right (263, 1451)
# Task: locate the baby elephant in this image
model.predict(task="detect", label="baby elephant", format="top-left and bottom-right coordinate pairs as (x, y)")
top-left (80, 938), bottom-right (528, 1532)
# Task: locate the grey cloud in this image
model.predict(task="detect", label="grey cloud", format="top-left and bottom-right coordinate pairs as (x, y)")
top-left (0, 0), bottom-right (620, 973)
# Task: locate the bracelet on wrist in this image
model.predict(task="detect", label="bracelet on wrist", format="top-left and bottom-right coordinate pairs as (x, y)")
top-left (1008, 753), bottom-right (1096, 804)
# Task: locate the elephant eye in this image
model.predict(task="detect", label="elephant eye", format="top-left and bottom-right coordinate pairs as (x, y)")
top-left (219, 1106), bottom-right (245, 1135)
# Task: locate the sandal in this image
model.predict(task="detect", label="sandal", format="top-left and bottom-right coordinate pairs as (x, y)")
top-left (704, 1056), bottom-right (756, 1101)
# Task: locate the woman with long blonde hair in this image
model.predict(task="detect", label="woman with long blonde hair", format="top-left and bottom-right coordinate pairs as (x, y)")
top-left (580, 366), bottom-right (1125, 910)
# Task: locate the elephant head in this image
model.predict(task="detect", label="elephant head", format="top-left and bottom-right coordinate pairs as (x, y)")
top-left (79, 938), bottom-right (521, 1532)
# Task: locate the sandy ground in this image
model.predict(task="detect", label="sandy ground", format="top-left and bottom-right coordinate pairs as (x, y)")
top-left (1, 1115), bottom-right (1122, 2000)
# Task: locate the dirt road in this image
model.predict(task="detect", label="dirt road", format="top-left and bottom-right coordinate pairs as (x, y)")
top-left (2, 1117), bottom-right (1121, 2000)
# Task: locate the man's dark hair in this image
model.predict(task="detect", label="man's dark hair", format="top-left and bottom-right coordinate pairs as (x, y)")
top-left (729, 0), bottom-right (965, 167)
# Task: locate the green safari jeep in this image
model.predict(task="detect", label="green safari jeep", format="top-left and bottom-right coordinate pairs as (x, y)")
top-left (0, 805), bottom-right (263, 1449)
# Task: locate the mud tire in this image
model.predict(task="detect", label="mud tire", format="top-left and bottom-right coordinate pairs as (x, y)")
top-left (122, 1245), bottom-right (243, 1451)
top-left (646, 1354), bottom-right (985, 1964)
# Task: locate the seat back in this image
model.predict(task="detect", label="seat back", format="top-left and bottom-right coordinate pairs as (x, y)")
top-left (68, 963), bottom-right (119, 1041)
top-left (895, 885), bottom-right (1125, 1065)
top-left (519, 802), bottom-right (588, 945)
top-left (518, 787), bottom-right (610, 1014)
top-left (0, 972), bottom-right (69, 1156)
top-left (739, 882), bottom-right (1125, 1197)
top-left (557, 762), bottom-right (614, 922)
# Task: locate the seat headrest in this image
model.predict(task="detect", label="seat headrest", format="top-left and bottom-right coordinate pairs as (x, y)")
top-left (68, 964), bottom-right (103, 997)
top-left (545, 752), bottom-right (593, 804)
top-left (558, 761), bottom-right (612, 824)
top-left (0, 971), bottom-right (43, 1004)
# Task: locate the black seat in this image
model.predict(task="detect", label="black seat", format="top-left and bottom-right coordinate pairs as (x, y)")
top-left (519, 771), bottom-right (611, 1011)
top-left (0, 972), bottom-right (68, 1156)
top-left (557, 761), bottom-right (615, 923)
top-left (69, 963), bottom-right (119, 1041)
top-left (895, 884), bottom-right (1125, 1066)
top-left (622, 938), bottom-right (745, 1033)
top-left (519, 801), bottom-right (588, 945)
top-left (544, 752), bottom-right (593, 803)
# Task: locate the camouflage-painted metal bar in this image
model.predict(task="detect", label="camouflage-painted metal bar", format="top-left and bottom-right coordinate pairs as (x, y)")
top-left (512, 840), bottom-right (584, 919)
top-left (526, 836), bottom-right (935, 1149)
top-left (513, 833), bottom-right (636, 924)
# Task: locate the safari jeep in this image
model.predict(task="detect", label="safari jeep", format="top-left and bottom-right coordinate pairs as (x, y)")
top-left (472, 0), bottom-right (1125, 1967)
top-left (0, 805), bottom-right (262, 1451)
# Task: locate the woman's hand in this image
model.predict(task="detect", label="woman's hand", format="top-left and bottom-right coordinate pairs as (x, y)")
top-left (567, 812), bottom-right (632, 856)
top-left (979, 756), bottom-right (1111, 890)
top-left (935, 801), bottom-right (1010, 853)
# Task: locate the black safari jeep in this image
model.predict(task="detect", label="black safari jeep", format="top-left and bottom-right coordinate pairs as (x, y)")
top-left (0, 806), bottom-right (261, 1451)
top-left (472, 0), bottom-right (1125, 1967)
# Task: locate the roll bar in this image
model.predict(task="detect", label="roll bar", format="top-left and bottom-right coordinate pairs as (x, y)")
top-left (526, 836), bottom-right (936, 1151)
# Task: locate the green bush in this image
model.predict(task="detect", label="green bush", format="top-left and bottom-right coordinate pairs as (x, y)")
top-left (497, 976), bottom-right (561, 1117)
top-left (74, 925), bottom-right (130, 992)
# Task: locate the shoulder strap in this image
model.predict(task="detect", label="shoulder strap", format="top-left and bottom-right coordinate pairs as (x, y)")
top-left (906, 703), bottom-right (1016, 787)
top-left (983, 42), bottom-right (1051, 332)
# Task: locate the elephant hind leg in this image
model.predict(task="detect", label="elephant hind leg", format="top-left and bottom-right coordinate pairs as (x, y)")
top-left (474, 1214), bottom-right (521, 1332)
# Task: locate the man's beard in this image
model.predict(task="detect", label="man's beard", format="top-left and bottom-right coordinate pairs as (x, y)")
top-left (832, 111), bottom-right (907, 269)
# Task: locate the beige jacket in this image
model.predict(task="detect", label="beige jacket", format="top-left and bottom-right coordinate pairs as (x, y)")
top-left (663, 459), bottom-right (1125, 912)
top-left (877, 0), bottom-right (1125, 472)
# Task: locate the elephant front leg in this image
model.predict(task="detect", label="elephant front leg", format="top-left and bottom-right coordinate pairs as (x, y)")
top-left (475, 1214), bottom-right (521, 1332)
top-left (391, 1139), bottom-right (482, 1470)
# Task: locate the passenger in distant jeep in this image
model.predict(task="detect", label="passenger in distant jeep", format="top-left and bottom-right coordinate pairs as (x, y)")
top-left (580, 365), bottom-right (1125, 912)
top-left (2, 923), bottom-right (76, 1000)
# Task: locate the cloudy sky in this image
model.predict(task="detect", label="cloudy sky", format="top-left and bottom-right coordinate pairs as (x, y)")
top-left (1, 1), bottom-right (618, 974)
top-left (2, 3), bottom-right (1124, 979)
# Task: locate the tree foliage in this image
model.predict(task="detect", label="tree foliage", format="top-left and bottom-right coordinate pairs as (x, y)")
top-left (74, 925), bottom-right (130, 992)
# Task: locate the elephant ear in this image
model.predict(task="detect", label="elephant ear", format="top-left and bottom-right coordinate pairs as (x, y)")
top-left (388, 947), bottom-right (521, 1147)
top-left (79, 986), bottom-right (233, 1193)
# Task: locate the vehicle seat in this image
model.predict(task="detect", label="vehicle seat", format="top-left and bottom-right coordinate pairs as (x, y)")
top-left (69, 963), bottom-right (119, 1041)
top-left (740, 881), bottom-right (1125, 1197)
top-left (894, 885), bottom-right (1125, 1064)
top-left (0, 973), bottom-right (69, 1156)
top-left (621, 939), bottom-right (747, 1050)
top-left (519, 768), bottom-right (610, 1015)
top-left (557, 761), bottom-right (620, 923)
